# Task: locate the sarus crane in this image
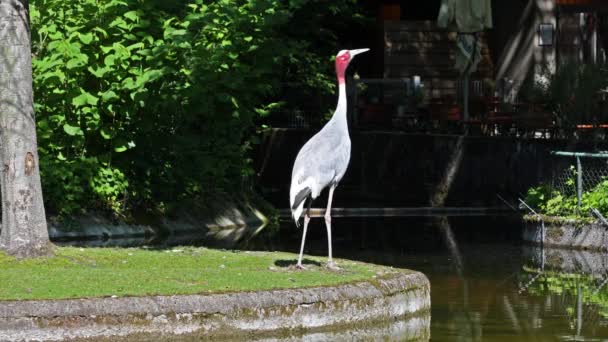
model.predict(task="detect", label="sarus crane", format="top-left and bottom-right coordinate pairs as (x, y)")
top-left (289, 48), bottom-right (369, 270)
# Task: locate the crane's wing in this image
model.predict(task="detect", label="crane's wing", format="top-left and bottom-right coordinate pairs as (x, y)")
top-left (290, 127), bottom-right (350, 221)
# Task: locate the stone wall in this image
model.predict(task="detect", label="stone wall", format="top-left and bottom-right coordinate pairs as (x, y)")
top-left (0, 271), bottom-right (430, 341)
top-left (523, 219), bottom-right (608, 252)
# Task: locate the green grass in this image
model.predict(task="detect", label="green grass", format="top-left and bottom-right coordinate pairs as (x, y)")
top-left (0, 247), bottom-right (398, 301)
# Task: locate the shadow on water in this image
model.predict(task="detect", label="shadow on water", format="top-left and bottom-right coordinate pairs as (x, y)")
top-left (59, 215), bottom-right (608, 341)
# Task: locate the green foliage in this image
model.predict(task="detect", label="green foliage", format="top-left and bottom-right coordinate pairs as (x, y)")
top-left (581, 179), bottom-right (608, 214)
top-left (32, 0), bottom-right (167, 215)
top-left (90, 166), bottom-right (129, 214)
top-left (524, 167), bottom-right (608, 219)
top-left (31, 0), bottom-right (363, 217)
top-left (523, 183), bottom-right (555, 212)
top-left (39, 156), bottom-right (95, 216)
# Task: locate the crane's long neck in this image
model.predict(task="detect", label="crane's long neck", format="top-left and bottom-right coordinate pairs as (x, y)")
top-left (331, 72), bottom-right (348, 129)
top-left (335, 82), bottom-right (347, 118)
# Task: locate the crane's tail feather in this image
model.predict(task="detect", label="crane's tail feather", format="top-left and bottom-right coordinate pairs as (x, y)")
top-left (291, 187), bottom-right (311, 227)
top-left (293, 202), bottom-right (304, 228)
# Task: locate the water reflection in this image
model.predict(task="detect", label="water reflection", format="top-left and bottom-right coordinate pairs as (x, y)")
top-left (315, 217), bottom-right (608, 341)
top-left (520, 247), bottom-right (608, 341)
top-left (73, 316), bottom-right (429, 342)
top-left (250, 316), bottom-right (430, 342)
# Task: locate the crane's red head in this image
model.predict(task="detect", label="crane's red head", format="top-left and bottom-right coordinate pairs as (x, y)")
top-left (335, 48), bottom-right (369, 85)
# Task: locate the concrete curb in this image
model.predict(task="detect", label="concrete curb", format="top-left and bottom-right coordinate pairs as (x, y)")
top-left (523, 219), bottom-right (608, 252)
top-left (0, 271), bottom-right (430, 341)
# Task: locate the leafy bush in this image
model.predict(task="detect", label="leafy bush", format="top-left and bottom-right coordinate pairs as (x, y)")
top-left (522, 184), bottom-right (554, 212)
top-left (524, 169), bottom-right (608, 219)
top-left (31, 0), bottom-right (364, 217)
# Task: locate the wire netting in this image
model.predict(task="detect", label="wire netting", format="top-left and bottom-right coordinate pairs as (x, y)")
top-left (552, 156), bottom-right (608, 196)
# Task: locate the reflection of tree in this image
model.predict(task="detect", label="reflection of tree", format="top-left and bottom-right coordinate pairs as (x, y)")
top-left (435, 216), bottom-right (482, 341)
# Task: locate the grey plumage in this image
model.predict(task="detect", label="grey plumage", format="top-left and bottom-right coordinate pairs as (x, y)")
top-left (288, 48), bottom-right (368, 269)
top-left (290, 116), bottom-right (351, 218)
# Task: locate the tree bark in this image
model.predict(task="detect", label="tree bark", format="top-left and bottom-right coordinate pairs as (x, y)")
top-left (0, 0), bottom-right (52, 257)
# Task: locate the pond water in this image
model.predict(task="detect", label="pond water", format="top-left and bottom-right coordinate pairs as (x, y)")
top-left (61, 216), bottom-right (608, 341)
top-left (258, 216), bottom-right (608, 341)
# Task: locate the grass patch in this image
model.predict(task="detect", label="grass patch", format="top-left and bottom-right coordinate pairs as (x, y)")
top-left (0, 247), bottom-right (398, 301)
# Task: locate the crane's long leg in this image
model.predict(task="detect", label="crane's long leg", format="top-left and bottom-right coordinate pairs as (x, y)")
top-left (296, 199), bottom-right (312, 269)
top-left (325, 184), bottom-right (339, 270)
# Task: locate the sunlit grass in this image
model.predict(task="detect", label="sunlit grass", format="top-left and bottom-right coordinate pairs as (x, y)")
top-left (0, 247), bottom-right (398, 300)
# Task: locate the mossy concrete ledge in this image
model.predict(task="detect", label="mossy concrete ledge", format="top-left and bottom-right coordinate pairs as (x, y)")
top-left (0, 271), bottom-right (430, 341)
top-left (523, 217), bottom-right (608, 252)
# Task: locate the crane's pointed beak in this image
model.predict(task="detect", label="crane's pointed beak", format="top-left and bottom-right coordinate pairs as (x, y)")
top-left (349, 48), bottom-right (369, 57)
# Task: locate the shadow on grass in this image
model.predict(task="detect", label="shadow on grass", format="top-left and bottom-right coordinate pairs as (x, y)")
top-left (274, 258), bottom-right (322, 268)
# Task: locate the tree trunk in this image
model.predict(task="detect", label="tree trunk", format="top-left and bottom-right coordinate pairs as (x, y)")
top-left (0, 0), bottom-right (52, 257)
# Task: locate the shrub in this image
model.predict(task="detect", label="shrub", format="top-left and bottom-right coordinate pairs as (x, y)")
top-left (31, 0), bottom-right (364, 217)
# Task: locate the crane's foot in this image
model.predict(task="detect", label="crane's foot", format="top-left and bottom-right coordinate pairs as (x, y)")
top-left (294, 263), bottom-right (306, 270)
top-left (326, 261), bottom-right (340, 271)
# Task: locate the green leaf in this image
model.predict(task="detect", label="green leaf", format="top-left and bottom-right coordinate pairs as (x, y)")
top-left (114, 145), bottom-right (128, 153)
top-left (88, 66), bottom-right (109, 78)
top-left (66, 56), bottom-right (88, 69)
top-left (113, 139), bottom-right (135, 153)
top-left (63, 123), bottom-right (83, 136)
top-left (92, 27), bottom-right (108, 38)
top-left (124, 10), bottom-right (139, 22)
top-left (100, 128), bottom-right (113, 140)
top-left (109, 18), bottom-right (128, 29)
top-left (104, 54), bottom-right (116, 67)
top-left (100, 90), bottom-right (119, 102)
top-left (230, 96), bottom-right (239, 108)
top-left (100, 45), bottom-right (114, 54)
top-left (72, 91), bottom-right (99, 107)
top-left (126, 42), bottom-right (145, 51)
top-left (78, 32), bottom-right (93, 45)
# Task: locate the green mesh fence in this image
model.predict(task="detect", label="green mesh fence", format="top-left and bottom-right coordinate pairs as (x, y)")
top-left (552, 157), bottom-right (608, 196)
top-left (550, 152), bottom-right (608, 214)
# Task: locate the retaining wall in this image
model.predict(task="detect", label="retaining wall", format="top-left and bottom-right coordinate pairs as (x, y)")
top-left (523, 219), bottom-right (608, 252)
top-left (0, 271), bottom-right (430, 341)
